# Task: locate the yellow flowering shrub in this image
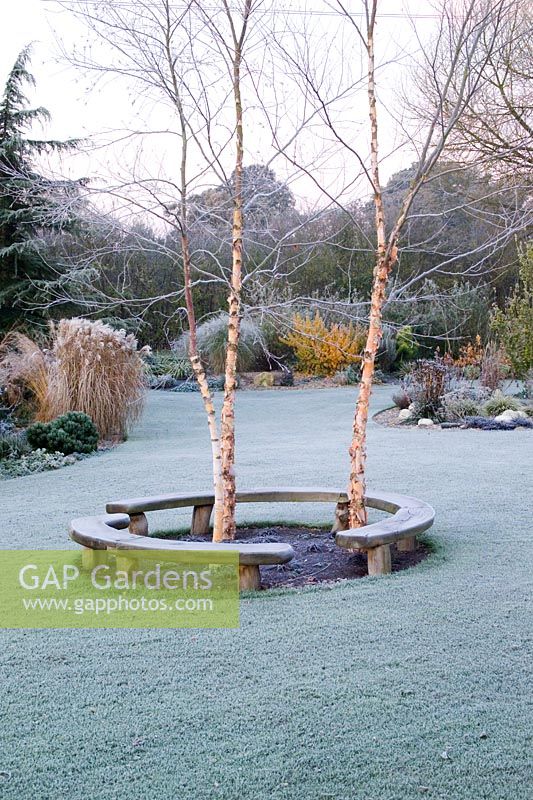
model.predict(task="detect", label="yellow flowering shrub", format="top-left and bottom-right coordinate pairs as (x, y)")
top-left (281, 312), bottom-right (366, 375)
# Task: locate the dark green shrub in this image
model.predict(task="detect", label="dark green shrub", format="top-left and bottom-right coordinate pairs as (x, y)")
top-left (490, 244), bottom-right (533, 378)
top-left (25, 421), bottom-right (49, 450)
top-left (395, 326), bottom-right (419, 363)
top-left (27, 412), bottom-right (98, 455)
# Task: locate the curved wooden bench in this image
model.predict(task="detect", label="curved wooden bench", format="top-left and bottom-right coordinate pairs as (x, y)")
top-left (69, 514), bottom-right (294, 590)
top-left (335, 491), bottom-right (435, 575)
top-left (106, 488), bottom-right (349, 537)
top-left (103, 487), bottom-right (435, 578)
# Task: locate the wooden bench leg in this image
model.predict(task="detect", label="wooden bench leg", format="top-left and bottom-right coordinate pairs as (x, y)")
top-left (239, 565), bottom-right (261, 591)
top-left (396, 535), bottom-right (417, 552)
top-left (81, 546), bottom-right (104, 570)
top-left (129, 513), bottom-right (148, 536)
top-left (191, 504), bottom-right (213, 535)
top-left (367, 544), bottom-right (391, 576)
top-left (331, 500), bottom-right (350, 532)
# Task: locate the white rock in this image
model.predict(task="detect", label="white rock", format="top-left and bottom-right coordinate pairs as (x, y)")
top-left (494, 408), bottom-right (527, 422)
top-left (417, 418), bottom-right (434, 428)
top-left (398, 408), bottom-right (413, 421)
top-left (408, 403), bottom-right (417, 411)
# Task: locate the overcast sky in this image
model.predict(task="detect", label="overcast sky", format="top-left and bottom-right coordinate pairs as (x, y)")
top-left (1, 0), bottom-right (439, 217)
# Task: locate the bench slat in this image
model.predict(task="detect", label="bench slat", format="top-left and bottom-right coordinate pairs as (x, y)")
top-left (69, 515), bottom-right (294, 566)
top-left (107, 488), bottom-right (349, 515)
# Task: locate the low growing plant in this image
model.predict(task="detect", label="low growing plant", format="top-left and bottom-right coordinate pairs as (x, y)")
top-left (27, 412), bottom-right (98, 455)
top-left (171, 376), bottom-right (225, 393)
top-left (0, 448), bottom-right (85, 479)
top-left (482, 391), bottom-right (522, 418)
top-left (463, 415), bottom-right (533, 431)
top-left (440, 392), bottom-right (481, 421)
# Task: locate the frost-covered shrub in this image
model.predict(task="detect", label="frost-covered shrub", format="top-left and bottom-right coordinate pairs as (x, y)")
top-left (27, 412), bottom-right (98, 455)
top-left (441, 395), bottom-right (480, 421)
top-left (482, 391), bottom-right (522, 417)
top-left (439, 384), bottom-right (491, 421)
top-left (463, 415), bottom-right (533, 431)
top-left (171, 376), bottom-right (225, 393)
top-left (401, 357), bottom-right (452, 418)
top-left (0, 430), bottom-right (31, 460)
top-left (0, 448), bottom-right (85, 479)
top-left (392, 390), bottom-right (411, 410)
top-left (145, 351), bottom-right (192, 380)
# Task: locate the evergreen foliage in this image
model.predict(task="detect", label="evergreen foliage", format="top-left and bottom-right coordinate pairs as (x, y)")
top-left (26, 411), bottom-right (98, 455)
top-left (0, 46), bottom-right (82, 333)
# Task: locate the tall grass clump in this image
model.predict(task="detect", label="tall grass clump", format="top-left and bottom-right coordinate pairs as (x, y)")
top-left (50, 319), bottom-right (146, 438)
top-left (0, 332), bottom-right (54, 420)
top-left (175, 314), bottom-right (265, 373)
top-left (0, 319), bottom-right (147, 439)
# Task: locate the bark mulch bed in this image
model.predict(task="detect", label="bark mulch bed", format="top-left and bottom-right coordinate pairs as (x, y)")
top-left (171, 526), bottom-right (430, 589)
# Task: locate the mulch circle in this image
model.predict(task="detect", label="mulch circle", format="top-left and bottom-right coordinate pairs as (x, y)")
top-left (176, 526), bottom-right (430, 589)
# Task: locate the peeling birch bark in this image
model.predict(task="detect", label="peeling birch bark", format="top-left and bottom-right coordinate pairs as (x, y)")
top-left (219, 0), bottom-right (251, 541)
top-left (348, 1), bottom-right (398, 528)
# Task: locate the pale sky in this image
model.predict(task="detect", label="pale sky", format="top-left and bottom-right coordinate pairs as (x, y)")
top-left (0, 0), bottom-right (439, 217)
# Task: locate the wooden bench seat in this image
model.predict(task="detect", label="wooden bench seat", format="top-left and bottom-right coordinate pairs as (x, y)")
top-left (69, 513), bottom-right (294, 590)
top-left (106, 488), bottom-right (348, 537)
top-left (335, 491), bottom-right (435, 575)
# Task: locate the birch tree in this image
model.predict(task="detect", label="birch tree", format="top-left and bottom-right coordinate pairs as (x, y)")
top-left (271, 0), bottom-right (514, 526)
top-left (339, 0), bottom-right (514, 526)
top-left (56, 0), bottom-right (259, 539)
top-left (56, 0), bottom-right (321, 540)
